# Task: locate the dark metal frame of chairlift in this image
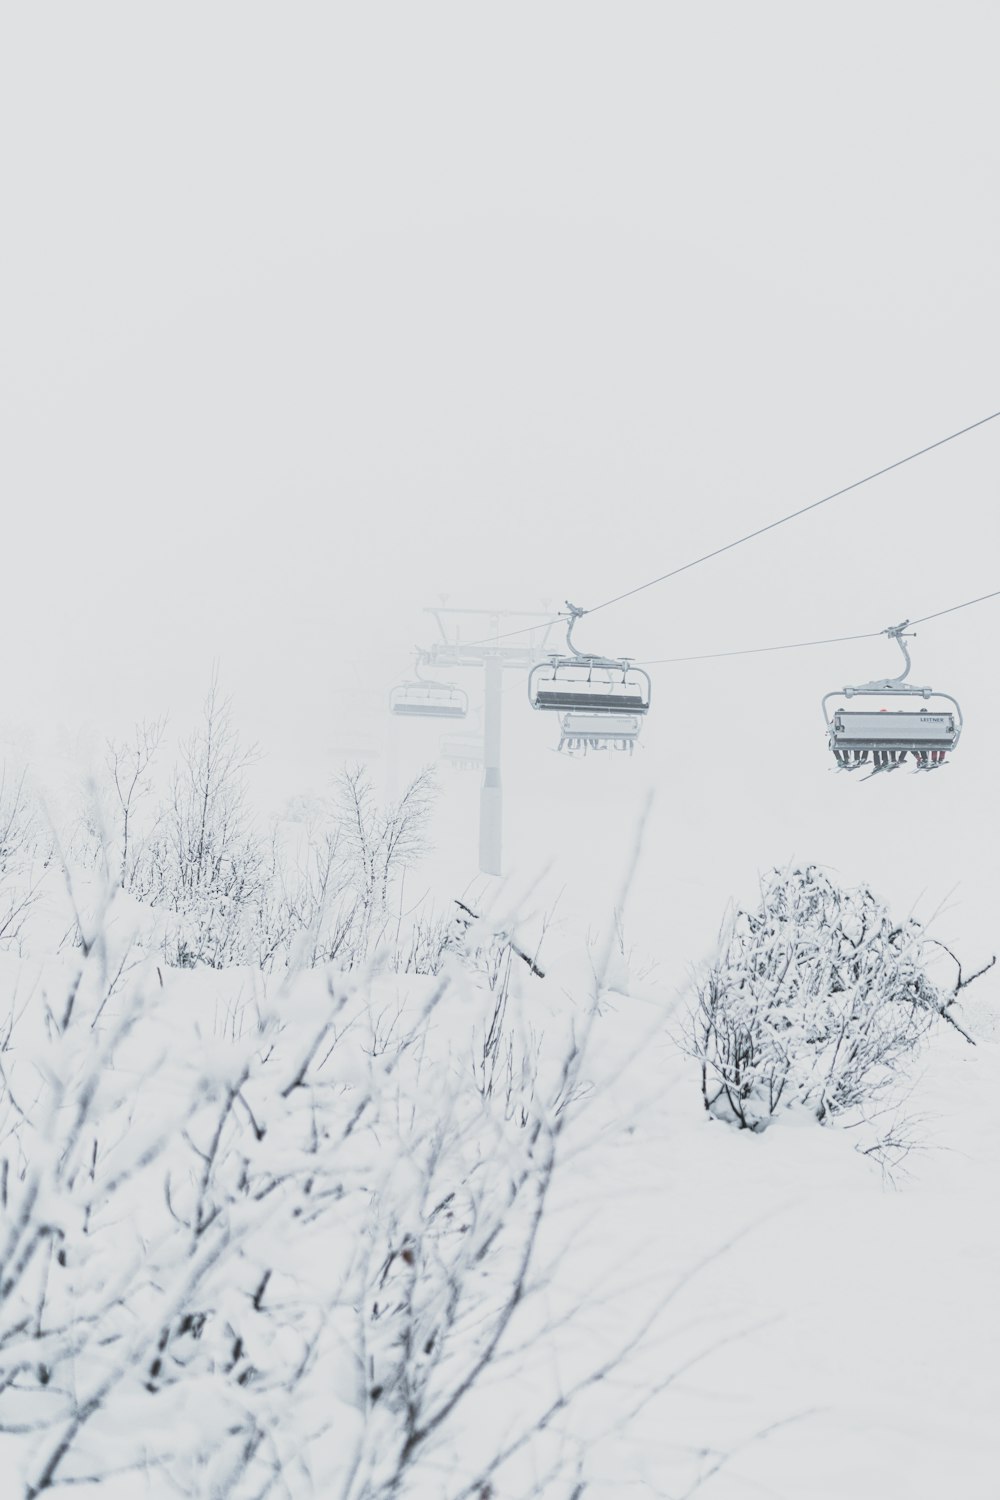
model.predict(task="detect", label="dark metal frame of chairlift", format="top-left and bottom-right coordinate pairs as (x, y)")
top-left (528, 603), bottom-right (652, 719)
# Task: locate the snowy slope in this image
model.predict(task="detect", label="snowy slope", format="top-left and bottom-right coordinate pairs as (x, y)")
top-left (0, 874), bottom-right (996, 1499)
top-left (544, 1002), bottom-right (1000, 1500)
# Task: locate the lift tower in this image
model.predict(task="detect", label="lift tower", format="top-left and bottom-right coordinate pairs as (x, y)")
top-left (423, 608), bottom-right (556, 876)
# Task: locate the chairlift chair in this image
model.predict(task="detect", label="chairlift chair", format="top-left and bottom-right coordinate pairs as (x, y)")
top-left (528, 603), bottom-right (652, 717)
top-left (823, 622), bottom-right (962, 773)
top-left (439, 730), bottom-right (485, 769)
top-left (390, 655), bottom-right (469, 720)
top-left (557, 712), bottom-right (641, 757)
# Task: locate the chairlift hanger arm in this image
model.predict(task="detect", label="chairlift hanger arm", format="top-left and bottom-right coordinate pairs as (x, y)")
top-left (819, 621), bottom-right (959, 727)
top-left (564, 602), bottom-right (586, 659)
top-left (848, 620), bottom-right (916, 692)
top-left (557, 602), bottom-right (634, 670)
top-left (826, 620), bottom-right (937, 698)
top-left (411, 652), bottom-right (458, 693)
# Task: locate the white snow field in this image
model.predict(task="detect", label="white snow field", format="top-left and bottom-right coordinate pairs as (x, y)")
top-left (380, 728), bottom-right (1000, 1500)
top-left (0, 796), bottom-right (997, 1500)
top-left (0, 638), bottom-right (997, 1500)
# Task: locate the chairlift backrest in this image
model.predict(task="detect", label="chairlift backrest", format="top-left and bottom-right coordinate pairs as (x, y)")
top-left (528, 606), bottom-right (652, 716)
top-left (529, 658), bottom-right (651, 716)
top-left (390, 681), bottom-right (469, 720)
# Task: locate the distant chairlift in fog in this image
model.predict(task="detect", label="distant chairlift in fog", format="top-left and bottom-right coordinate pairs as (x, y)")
top-left (328, 732), bottom-right (381, 763)
top-left (439, 729), bottom-right (485, 770)
top-left (390, 654), bottom-right (469, 720)
top-left (440, 707), bottom-right (485, 770)
top-left (823, 621), bottom-right (962, 775)
top-left (557, 711), bottom-right (641, 757)
top-left (529, 604), bottom-right (651, 752)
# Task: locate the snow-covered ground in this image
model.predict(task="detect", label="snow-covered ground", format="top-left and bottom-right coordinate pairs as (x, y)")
top-left (1, 817), bottom-right (996, 1498)
top-left (540, 1005), bottom-right (1000, 1499)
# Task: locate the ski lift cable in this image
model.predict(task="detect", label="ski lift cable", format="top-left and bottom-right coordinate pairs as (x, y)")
top-left (581, 409), bottom-right (1000, 621)
top-left (436, 408), bottom-right (1000, 653)
top-left (635, 587), bottom-right (1000, 667)
top-left (908, 587), bottom-right (1000, 628)
top-left (638, 629), bottom-right (882, 666)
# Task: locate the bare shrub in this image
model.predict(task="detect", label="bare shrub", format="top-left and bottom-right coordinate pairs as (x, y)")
top-left (74, 689), bottom-right (442, 976)
top-left (259, 768), bottom-right (438, 974)
top-left (105, 716), bottom-right (167, 894)
top-left (390, 907), bottom-right (456, 975)
top-left (0, 767), bottom-right (45, 950)
top-left (161, 675), bottom-right (264, 967)
top-left (335, 764), bottom-right (435, 954)
top-left (470, 956), bottom-right (541, 1129)
top-left (0, 834), bottom-right (671, 1499)
top-left (691, 864), bottom-right (990, 1131)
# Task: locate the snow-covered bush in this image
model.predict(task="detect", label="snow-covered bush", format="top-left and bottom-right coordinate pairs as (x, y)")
top-left (691, 865), bottom-right (983, 1131)
top-left (262, 766), bottom-right (438, 974)
top-left (389, 907), bottom-right (456, 975)
top-left (0, 882), bottom-right (639, 1498)
top-left (157, 677), bottom-right (266, 969)
top-left (95, 683), bottom-right (438, 975)
top-left (333, 763), bottom-right (436, 958)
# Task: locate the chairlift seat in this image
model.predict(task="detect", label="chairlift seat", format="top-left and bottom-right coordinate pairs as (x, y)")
top-left (440, 734), bottom-right (484, 766)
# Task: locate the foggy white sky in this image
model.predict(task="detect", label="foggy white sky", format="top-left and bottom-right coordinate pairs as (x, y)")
top-left (2, 2), bottom-right (999, 962)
